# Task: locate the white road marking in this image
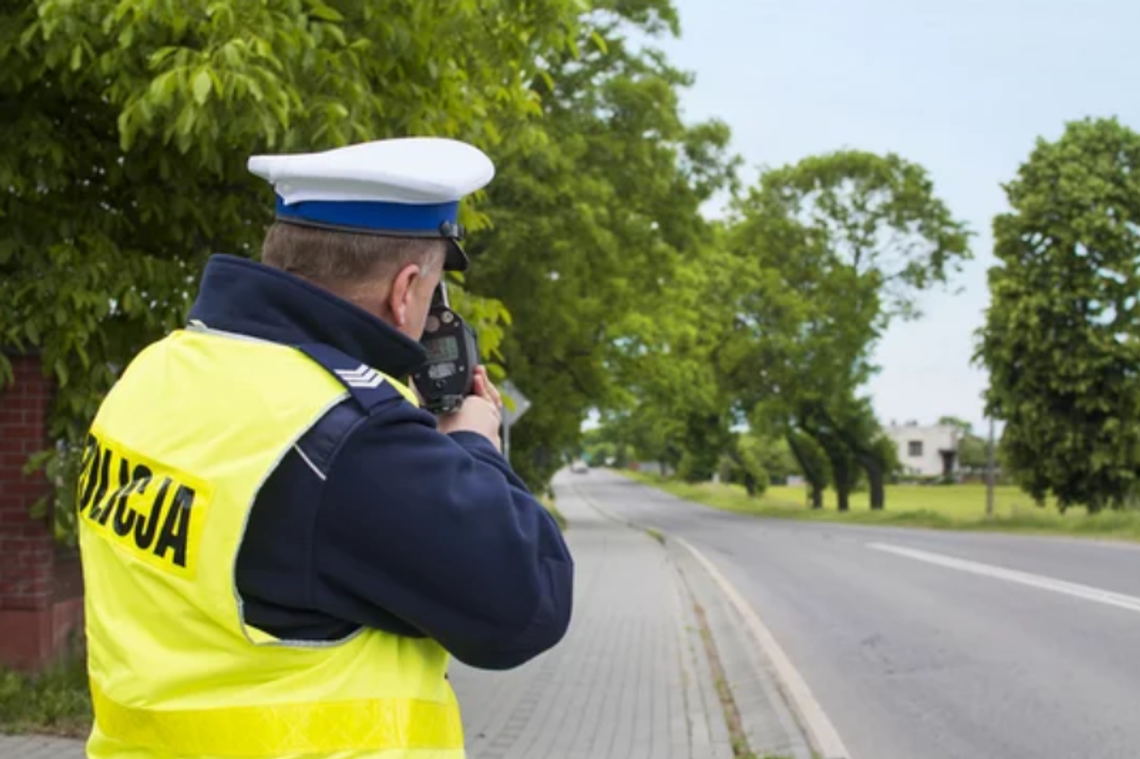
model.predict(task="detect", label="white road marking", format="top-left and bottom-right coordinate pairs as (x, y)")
top-left (678, 537), bottom-right (854, 759)
top-left (868, 543), bottom-right (1140, 614)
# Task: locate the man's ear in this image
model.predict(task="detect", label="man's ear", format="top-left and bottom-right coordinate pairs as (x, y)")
top-left (388, 263), bottom-right (422, 329)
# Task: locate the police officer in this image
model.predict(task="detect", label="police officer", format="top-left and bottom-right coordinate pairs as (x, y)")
top-left (76, 137), bottom-right (574, 759)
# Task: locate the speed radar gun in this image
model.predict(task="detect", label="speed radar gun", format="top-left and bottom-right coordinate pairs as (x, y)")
top-left (413, 280), bottom-right (480, 415)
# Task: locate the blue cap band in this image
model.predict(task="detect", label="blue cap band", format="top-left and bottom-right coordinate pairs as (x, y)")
top-left (275, 196), bottom-right (459, 235)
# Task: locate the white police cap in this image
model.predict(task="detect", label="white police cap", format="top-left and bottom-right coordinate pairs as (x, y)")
top-left (248, 137), bottom-right (495, 271)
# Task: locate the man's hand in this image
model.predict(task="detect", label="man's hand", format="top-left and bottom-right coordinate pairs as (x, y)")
top-left (437, 367), bottom-right (503, 450)
top-left (471, 366), bottom-right (502, 410)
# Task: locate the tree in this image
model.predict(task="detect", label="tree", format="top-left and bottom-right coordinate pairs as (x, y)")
top-left (957, 435), bottom-right (989, 473)
top-left (938, 415), bottom-right (988, 472)
top-left (0, 0), bottom-right (591, 536)
top-left (785, 429), bottom-right (831, 509)
top-left (724, 151), bottom-right (971, 509)
top-left (597, 407), bottom-right (683, 472)
top-left (802, 397), bottom-right (899, 510)
top-left (718, 433), bottom-right (773, 497)
top-left (754, 435), bottom-right (800, 484)
top-left (938, 416), bottom-right (972, 435)
top-left (979, 117), bottom-right (1140, 513)
top-left (466, 4), bottom-right (740, 490)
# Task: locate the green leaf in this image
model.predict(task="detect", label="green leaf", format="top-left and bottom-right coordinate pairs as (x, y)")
top-left (28, 495), bottom-right (48, 520)
top-left (192, 68), bottom-right (212, 105)
top-left (148, 47), bottom-right (179, 67)
top-left (308, 2), bottom-right (344, 22)
top-left (589, 30), bottom-right (608, 55)
top-left (18, 20), bottom-right (41, 50)
top-left (54, 358), bottom-right (69, 388)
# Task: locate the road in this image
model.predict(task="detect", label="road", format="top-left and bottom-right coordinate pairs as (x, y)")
top-left (572, 470), bottom-right (1140, 759)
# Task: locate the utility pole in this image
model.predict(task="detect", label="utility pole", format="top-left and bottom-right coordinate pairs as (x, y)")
top-left (985, 415), bottom-right (996, 519)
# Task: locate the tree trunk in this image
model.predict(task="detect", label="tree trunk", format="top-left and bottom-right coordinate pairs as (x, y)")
top-left (811, 404), bottom-right (888, 512)
top-left (868, 465), bottom-right (885, 510)
top-left (812, 430), bottom-right (852, 512)
top-left (858, 453), bottom-right (885, 510)
top-left (787, 432), bottom-right (828, 509)
top-left (836, 486), bottom-right (849, 512)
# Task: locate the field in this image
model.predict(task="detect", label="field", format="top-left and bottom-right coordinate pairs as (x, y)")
top-left (765, 482), bottom-right (1058, 518)
top-left (621, 471), bottom-right (1140, 541)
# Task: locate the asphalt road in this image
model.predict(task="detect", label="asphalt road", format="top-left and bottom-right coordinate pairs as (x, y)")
top-left (571, 470), bottom-right (1140, 759)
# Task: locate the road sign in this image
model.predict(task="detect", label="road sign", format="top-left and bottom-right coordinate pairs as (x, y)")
top-left (501, 380), bottom-right (531, 427)
top-left (499, 380), bottom-right (530, 465)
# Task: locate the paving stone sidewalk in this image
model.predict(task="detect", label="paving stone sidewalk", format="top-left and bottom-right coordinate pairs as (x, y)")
top-left (450, 472), bottom-right (732, 759)
top-left (0, 472), bottom-right (732, 759)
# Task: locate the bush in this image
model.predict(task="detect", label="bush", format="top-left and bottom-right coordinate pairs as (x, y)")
top-left (715, 436), bottom-right (771, 497)
top-left (678, 450), bottom-right (720, 484)
top-left (0, 654), bottom-right (92, 737)
top-left (893, 474), bottom-right (947, 486)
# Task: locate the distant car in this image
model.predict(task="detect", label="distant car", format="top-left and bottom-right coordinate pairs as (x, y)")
top-left (570, 460), bottom-right (589, 474)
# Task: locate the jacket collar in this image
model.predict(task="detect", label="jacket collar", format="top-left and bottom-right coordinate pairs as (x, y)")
top-left (187, 254), bottom-right (427, 378)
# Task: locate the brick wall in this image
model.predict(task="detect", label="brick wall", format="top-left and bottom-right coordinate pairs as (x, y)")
top-left (0, 354), bottom-right (84, 670)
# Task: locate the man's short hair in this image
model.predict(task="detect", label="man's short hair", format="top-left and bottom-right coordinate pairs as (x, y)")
top-left (260, 222), bottom-right (446, 288)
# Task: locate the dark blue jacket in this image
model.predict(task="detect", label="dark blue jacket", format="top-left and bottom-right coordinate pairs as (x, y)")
top-left (187, 255), bottom-right (573, 670)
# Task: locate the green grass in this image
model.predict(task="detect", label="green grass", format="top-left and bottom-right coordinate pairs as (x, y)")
top-left (622, 470), bottom-right (1140, 541)
top-left (0, 655), bottom-right (91, 737)
top-left (541, 497), bottom-right (568, 531)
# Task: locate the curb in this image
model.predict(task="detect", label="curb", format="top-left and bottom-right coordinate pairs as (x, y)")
top-left (568, 486), bottom-right (733, 758)
top-left (571, 483), bottom-right (852, 759)
top-left (676, 537), bottom-right (852, 759)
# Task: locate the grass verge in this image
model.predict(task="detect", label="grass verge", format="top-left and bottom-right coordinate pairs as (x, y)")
top-left (691, 598), bottom-right (757, 759)
top-left (0, 655), bottom-right (91, 737)
top-left (541, 497), bottom-right (568, 532)
top-left (621, 470), bottom-right (1140, 542)
top-left (689, 597), bottom-right (791, 759)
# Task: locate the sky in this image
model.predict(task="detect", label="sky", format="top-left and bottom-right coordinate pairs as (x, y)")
top-left (653, 0), bottom-right (1140, 433)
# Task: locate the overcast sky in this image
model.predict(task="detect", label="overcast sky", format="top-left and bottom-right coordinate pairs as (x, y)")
top-left (655, 0), bottom-right (1139, 433)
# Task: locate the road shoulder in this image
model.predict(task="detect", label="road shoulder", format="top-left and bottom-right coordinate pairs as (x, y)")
top-left (569, 478), bottom-right (821, 759)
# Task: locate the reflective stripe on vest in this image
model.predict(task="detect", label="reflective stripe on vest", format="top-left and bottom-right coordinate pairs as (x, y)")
top-left (79, 328), bottom-right (464, 759)
top-left (90, 681), bottom-right (463, 757)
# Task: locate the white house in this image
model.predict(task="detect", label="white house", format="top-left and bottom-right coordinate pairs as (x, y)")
top-left (884, 422), bottom-right (961, 478)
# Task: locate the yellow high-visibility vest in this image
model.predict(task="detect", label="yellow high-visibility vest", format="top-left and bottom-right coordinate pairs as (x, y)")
top-left (77, 326), bottom-right (464, 759)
